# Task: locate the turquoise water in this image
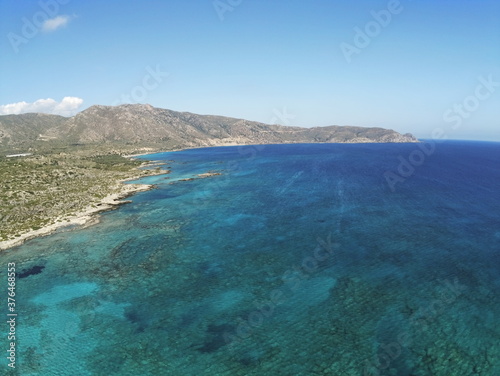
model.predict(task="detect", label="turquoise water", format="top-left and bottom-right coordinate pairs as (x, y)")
top-left (1, 141), bottom-right (499, 375)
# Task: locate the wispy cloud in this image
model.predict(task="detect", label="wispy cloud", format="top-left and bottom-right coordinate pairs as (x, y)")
top-left (42, 15), bottom-right (72, 32)
top-left (0, 97), bottom-right (84, 117)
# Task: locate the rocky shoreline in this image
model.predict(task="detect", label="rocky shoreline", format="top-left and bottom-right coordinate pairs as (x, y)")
top-left (0, 182), bottom-right (152, 251)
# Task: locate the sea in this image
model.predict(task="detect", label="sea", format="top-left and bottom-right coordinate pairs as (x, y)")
top-left (1, 141), bottom-right (499, 376)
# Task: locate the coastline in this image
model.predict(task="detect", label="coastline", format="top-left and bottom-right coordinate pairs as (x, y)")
top-left (0, 140), bottom-right (420, 252)
top-left (0, 182), bottom-right (153, 251)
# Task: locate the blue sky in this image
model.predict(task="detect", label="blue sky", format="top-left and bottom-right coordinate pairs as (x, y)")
top-left (0, 0), bottom-right (499, 140)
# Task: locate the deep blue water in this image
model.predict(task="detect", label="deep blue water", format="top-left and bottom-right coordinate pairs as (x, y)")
top-left (1, 141), bottom-right (499, 375)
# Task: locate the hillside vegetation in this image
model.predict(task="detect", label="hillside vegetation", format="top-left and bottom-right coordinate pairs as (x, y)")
top-left (0, 104), bottom-right (418, 153)
top-left (0, 149), bottom-right (160, 242)
top-left (0, 104), bottom-right (418, 245)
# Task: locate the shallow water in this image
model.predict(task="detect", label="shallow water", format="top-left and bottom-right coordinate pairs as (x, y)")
top-left (1, 141), bottom-right (499, 375)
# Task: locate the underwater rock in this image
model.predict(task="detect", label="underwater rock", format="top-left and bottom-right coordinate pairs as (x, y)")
top-left (197, 323), bottom-right (235, 353)
top-left (17, 265), bottom-right (45, 279)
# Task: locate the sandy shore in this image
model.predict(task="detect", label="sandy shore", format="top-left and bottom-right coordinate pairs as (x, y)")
top-left (0, 183), bottom-right (152, 251)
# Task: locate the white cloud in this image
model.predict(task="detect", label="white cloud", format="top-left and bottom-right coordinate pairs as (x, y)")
top-left (42, 15), bottom-right (71, 32)
top-left (0, 97), bottom-right (84, 117)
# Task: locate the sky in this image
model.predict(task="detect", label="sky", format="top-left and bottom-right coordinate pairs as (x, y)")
top-left (0, 0), bottom-right (499, 141)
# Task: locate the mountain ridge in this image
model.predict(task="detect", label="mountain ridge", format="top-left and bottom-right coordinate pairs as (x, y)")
top-left (0, 104), bottom-right (419, 151)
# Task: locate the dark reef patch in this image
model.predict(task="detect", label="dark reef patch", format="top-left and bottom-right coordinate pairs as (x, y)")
top-left (17, 265), bottom-right (45, 279)
top-left (197, 323), bottom-right (235, 353)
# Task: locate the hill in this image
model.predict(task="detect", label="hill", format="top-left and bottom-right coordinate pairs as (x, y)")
top-left (0, 104), bottom-right (418, 152)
